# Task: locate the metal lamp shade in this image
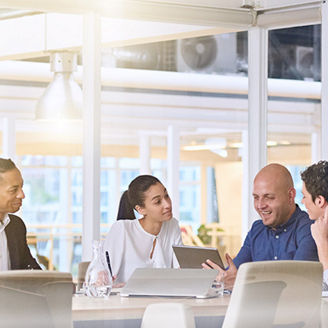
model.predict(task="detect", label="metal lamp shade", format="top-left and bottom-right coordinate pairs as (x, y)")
top-left (35, 72), bottom-right (83, 120)
top-left (35, 52), bottom-right (83, 120)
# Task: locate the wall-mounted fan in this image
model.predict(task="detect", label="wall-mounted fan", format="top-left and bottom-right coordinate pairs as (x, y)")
top-left (180, 36), bottom-right (217, 70)
top-left (177, 34), bottom-right (237, 74)
top-left (295, 46), bottom-right (314, 79)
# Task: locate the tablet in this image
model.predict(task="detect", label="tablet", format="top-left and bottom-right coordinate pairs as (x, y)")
top-left (173, 245), bottom-right (225, 269)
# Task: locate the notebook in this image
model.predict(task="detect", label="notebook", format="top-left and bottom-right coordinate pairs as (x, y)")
top-left (173, 245), bottom-right (225, 269)
top-left (120, 268), bottom-right (219, 299)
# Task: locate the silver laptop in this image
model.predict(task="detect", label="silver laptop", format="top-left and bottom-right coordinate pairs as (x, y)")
top-left (120, 268), bottom-right (219, 299)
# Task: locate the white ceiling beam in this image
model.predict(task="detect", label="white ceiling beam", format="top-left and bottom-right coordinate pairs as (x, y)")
top-left (0, 0), bottom-right (321, 31)
top-left (12, 115), bottom-right (313, 135)
top-left (0, 0), bottom-right (254, 27)
top-left (257, 2), bottom-right (321, 29)
top-left (0, 14), bottom-right (47, 60)
top-left (259, 0), bottom-right (321, 10)
top-left (100, 20), bottom-right (236, 48)
top-left (145, 0), bottom-right (246, 10)
top-left (0, 94), bottom-right (315, 133)
top-left (0, 13), bottom-right (233, 60)
top-left (10, 125), bottom-right (313, 146)
top-left (102, 92), bottom-right (319, 114)
top-left (90, 116), bottom-right (315, 134)
top-left (0, 84), bottom-right (319, 115)
top-left (0, 61), bottom-right (322, 99)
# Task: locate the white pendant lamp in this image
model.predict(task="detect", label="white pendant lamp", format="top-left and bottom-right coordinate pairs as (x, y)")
top-left (35, 52), bottom-right (83, 120)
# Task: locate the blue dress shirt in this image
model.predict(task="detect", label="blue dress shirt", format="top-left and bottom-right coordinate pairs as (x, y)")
top-left (233, 205), bottom-right (319, 269)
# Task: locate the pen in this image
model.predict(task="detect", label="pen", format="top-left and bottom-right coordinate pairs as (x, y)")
top-left (105, 251), bottom-right (113, 277)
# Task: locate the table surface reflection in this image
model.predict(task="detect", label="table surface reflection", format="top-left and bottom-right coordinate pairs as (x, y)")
top-left (72, 292), bottom-right (230, 322)
top-left (72, 291), bottom-right (328, 328)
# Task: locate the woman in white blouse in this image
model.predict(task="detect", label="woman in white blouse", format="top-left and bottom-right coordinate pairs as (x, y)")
top-left (103, 175), bottom-right (183, 284)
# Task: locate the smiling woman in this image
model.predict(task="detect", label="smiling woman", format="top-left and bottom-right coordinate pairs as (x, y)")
top-left (102, 175), bottom-right (183, 284)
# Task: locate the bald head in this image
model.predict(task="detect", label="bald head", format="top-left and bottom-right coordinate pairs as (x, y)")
top-left (253, 163), bottom-right (296, 228)
top-left (254, 163), bottom-right (294, 190)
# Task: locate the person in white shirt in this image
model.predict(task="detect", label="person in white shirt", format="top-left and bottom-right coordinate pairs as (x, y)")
top-left (102, 175), bottom-right (182, 284)
top-left (301, 161), bottom-right (328, 289)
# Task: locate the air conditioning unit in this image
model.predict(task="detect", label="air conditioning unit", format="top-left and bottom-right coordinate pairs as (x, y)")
top-left (176, 34), bottom-right (237, 74)
top-left (295, 45), bottom-right (314, 79)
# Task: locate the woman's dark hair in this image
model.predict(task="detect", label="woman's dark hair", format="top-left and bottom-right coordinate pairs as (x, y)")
top-left (116, 190), bottom-right (135, 220)
top-left (301, 160), bottom-right (328, 202)
top-left (127, 175), bottom-right (161, 208)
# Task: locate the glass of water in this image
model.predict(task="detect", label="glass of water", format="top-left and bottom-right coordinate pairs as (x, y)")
top-left (212, 281), bottom-right (224, 296)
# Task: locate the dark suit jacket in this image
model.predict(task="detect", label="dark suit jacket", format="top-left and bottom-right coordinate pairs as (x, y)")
top-left (5, 214), bottom-right (41, 270)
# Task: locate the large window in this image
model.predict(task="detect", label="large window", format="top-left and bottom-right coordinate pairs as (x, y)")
top-left (179, 165), bottom-right (201, 231)
top-left (267, 24), bottom-right (317, 209)
top-left (287, 165), bottom-right (307, 211)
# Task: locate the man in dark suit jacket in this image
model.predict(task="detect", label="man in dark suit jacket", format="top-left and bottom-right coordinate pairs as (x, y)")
top-left (0, 158), bottom-right (41, 270)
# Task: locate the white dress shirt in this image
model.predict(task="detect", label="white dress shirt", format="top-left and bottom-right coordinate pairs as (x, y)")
top-left (102, 218), bottom-right (182, 283)
top-left (323, 269), bottom-right (328, 290)
top-left (0, 215), bottom-right (11, 271)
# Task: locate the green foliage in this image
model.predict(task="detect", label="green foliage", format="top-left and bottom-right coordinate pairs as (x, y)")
top-left (197, 224), bottom-right (224, 245)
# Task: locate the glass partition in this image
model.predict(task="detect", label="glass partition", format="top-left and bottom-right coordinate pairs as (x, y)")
top-left (6, 24), bottom-right (322, 276)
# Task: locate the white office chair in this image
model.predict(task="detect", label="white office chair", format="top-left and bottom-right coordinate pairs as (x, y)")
top-left (0, 285), bottom-right (53, 328)
top-left (141, 303), bottom-right (196, 328)
top-left (321, 299), bottom-right (328, 327)
top-left (222, 261), bottom-right (323, 328)
top-left (0, 270), bottom-right (73, 328)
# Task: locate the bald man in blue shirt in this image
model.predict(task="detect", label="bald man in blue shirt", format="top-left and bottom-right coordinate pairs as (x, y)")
top-left (203, 163), bottom-right (318, 289)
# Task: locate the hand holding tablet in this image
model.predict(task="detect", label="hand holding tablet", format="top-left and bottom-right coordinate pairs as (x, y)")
top-left (172, 245), bottom-right (225, 269)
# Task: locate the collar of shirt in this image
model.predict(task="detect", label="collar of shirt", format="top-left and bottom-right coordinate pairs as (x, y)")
top-left (0, 214), bottom-right (11, 271)
top-left (136, 218), bottom-right (162, 240)
top-left (0, 214), bottom-right (11, 233)
top-left (266, 204), bottom-right (300, 234)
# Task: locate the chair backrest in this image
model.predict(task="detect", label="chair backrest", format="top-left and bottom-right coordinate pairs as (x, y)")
top-left (40, 280), bottom-right (73, 328)
top-left (222, 261), bottom-right (323, 328)
top-left (77, 261), bottom-right (90, 290)
top-left (0, 270), bottom-right (73, 328)
top-left (0, 270), bottom-right (72, 291)
top-left (0, 285), bottom-right (53, 328)
top-left (321, 299), bottom-right (328, 327)
top-left (141, 303), bottom-right (195, 328)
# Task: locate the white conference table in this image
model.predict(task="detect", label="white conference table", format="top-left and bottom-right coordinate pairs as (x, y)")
top-left (72, 293), bottom-right (328, 328)
top-left (72, 292), bottom-right (229, 328)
